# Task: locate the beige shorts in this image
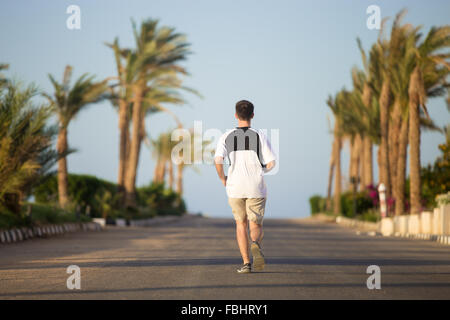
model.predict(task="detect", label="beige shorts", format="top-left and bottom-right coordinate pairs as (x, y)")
top-left (228, 198), bottom-right (266, 225)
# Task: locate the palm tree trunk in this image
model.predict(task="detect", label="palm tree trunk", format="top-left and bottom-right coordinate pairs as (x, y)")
top-left (124, 86), bottom-right (144, 208)
top-left (363, 136), bottom-right (373, 187)
top-left (176, 163), bottom-right (184, 196)
top-left (349, 138), bottom-right (356, 192)
top-left (379, 79), bottom-right (391, 198)
top-left (125, 120), bottom-right (131, 179)
top-left (168, 159), bottom-right (174, 189)
top-left (362, 84), bottom-right (373, 187)
top-left (153, 157), bottom-right (162, 183)
top-left (360, 136), bottom-right (366, 190)
top-left (377, 146), bottom-right (381, 184)
top-left (389, 100), bottom-right (402, 195)
top-left (117, 99), bottom-right (129, 192)
top-left (57, 126), bottom-right (69, 208)
top-left (159, 160), bottom-right (167, 183)
top-left (333, 128), bottom-right (342, 215)
top-left (394, 116), bottom-right (408, 216)
top-left (408, 67), bottom-right (422, 215)
top-left (355, 134), bottom-right (362, 191)
top-left (326, 139), bottom-right (336, 212)
top-left (349, 135), bottom-right (362, 192)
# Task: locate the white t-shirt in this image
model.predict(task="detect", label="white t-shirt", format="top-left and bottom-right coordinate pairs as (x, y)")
top-left (214, 127), bottom-right (276, 198)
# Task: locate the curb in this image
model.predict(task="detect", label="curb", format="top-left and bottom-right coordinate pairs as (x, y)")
top-left (392, 233), bottom-right (450, 245)
top-left (128, 214), bottom-right (200, 227)
top-left (355, 230), bottom-right (450, 246)
top-left (0, 222), bottom-right (103, 245)
top-left (335, 216), bottom-right (380, 232)
top-left (355, 231), bottom-right (383, 237)
top-left (129, 216), bottom-right (181, 227)
top-left (316, 214), bottom-right (450, 247)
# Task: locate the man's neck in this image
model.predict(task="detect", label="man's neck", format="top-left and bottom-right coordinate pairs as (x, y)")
top-left (237, 120), bottom-right (251, 128)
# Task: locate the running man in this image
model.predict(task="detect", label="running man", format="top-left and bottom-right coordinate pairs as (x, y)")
top-left (214, 100), bottom-right (277, 273)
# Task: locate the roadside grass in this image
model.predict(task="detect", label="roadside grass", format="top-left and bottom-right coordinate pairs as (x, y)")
top-left (27, 203), bottom-right (91, 225)
top-left (0, 202), bottom-right (91, 230)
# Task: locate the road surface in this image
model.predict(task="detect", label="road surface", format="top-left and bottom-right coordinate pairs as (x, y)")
top-left (1, 215), bottom-right (450, 299)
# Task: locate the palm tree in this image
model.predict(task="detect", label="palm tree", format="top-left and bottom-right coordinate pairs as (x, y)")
top-left (325, 114), bottom-right (336, 212)
top-left (0, 82), bottom-right (59, 214)
top-left (148, 131), bottom-right (173, 185)
top-left (171, 127), bottom-right (212, 196)
top-left (105, 38), bottom-right (132, 195)
top-left (347, 68), bottom-right (372, 192)
top-left (365, 10), bottom-right (443, 216)
top-left (327, 94), bottom-right (344, 214)
top-left (326, 72), bottom-right (379, 213)
top-left (372, 34), bottom-right (393, 199)
top-left (337, 88), bottom-right (363, 193)
top-left (116, 19), bottom-right (192, 208)
top-left (44, 65), bottom-right (110, 208)
top-left (407, 25), bottom-right (450, 214)
top-left (386, 10), bottom-right (410, 197)
top-left (357, 39), bottom-right (383, 189)
top-left (0, 64), bottom-right (9, 89)
top-left (359, 25), bottom-right (395, 205)
top-left (106, 38), bottom-right (187, 198)
top-left (361, 87), bottom-right (374, 187)
top-left (325, 10), bottom-right (448, 217)
top-left (331, 69), bottom-right (374, 195)
top-left (387, 13), bottom-right (420, 215)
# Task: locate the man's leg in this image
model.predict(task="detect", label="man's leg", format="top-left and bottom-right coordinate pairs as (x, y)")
top-left (247, 198), bottom-right (266, 245)
top-left (235, 219), bottom-right (250, 264)
top-left (228, 198), bottom-right (251, 265)
top-left (249, 220), bottom-right (263, 244)
top-left (247, 198), bottom-right (266, 271)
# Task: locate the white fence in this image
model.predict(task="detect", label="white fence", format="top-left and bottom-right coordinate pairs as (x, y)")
top-left (380, 203), bottom-right (450, 244)
top-left (0, 222), bottom-right (103, 244)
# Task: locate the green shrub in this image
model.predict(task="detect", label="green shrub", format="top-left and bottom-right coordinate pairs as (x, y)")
top-left (33, 174), bottom-right (186, 219)
top-left (358, 209), bottom-right (380, 222)
top-left (26, 203), bottom-right (90, 225)
top-left (33, 173), bottom-right (118, 218)
top-left (137, 182), bottom-right (186, 216)
top-left (309, 195), bottom-right (327, 214)
top-left (340, 191), bottom-right (374, 218)
top-left (418, 135), bottom-right (450, 209)
top-left (0, 202), bottom-right (90, 230)
top-left (0, 209), bottom-right (27, 229)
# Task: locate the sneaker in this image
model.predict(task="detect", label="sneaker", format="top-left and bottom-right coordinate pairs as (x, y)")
top-left (237, 263), bottom-right (251, 274)
top-left (251, 241), bottom-right (265, 271)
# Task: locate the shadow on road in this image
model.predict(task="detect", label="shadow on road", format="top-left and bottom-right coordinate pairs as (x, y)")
top-left (3, 256), bottom-right (450, 271)
top-left (2, 282), bottom-right (450, 298)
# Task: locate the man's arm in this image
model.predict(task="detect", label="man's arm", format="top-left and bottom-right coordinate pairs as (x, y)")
top-left (215, 156), bottom-right (227, 186)
top-left (259, 130), bottom-right (277, 173)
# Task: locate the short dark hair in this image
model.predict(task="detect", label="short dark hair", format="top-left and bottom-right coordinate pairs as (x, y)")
top-left (235, 100), bottom-right (254, 121)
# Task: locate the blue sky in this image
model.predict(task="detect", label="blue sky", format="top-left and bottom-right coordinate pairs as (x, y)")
top-left (1, 0), bottom-right (449, 218)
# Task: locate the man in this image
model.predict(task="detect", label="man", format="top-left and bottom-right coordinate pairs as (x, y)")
top-left (214, 100), bottom-right (277, 273)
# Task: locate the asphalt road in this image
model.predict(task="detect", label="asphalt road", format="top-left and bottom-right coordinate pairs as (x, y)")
top-left (1, 215), bottom-right (450, 299)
